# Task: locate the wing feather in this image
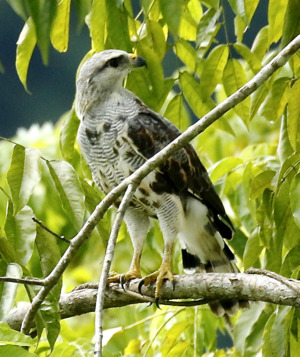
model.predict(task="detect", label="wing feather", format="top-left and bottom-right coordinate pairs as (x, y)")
top-left (126, 106), bottom-right (234, 239)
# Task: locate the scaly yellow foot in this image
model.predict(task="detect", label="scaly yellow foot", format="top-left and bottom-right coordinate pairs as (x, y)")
top-left (107, 270), bottom-right (141, 290)
top-left (138, 262), bottom-right (175, 305)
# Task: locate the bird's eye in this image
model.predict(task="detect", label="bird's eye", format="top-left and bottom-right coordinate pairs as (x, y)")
top-left (107, 57), bottom-right (121, 68)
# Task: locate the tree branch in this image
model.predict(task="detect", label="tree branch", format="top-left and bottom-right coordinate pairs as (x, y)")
top-left (20, 34), bottom-right (300, 335)
top-left (6, 272), bottom-right (300, 332)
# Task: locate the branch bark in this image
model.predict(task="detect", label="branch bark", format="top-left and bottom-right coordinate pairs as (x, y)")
top-left (6, 272), bottom-right (300, 332)
top-left (20, 34), bottom-right (300, 335)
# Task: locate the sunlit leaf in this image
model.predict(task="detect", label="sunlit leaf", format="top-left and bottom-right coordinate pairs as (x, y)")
top-left (145, 21), bottom-right (166, 60)
top-left (26, 0), bottom-right (56, 64)
top-left (234, 15), bottom-right (247, 43)
top-left (200, 45), bottom-right (229, 100)
top-left (175, 38), bottom-right (196, 71)
top-left (243, 229), bottom-right (263, 269)
top-left (277, 113), bottom-right (294, 164)
top-left (51, 0), bottom-right (71, 52)
top-left (0, 322), bottom-right (35, 346)
top-left (209, 157), bottom-right (243, 183)
top-left (234, 43), bottom-right (262, 73)
top-left (59, 109), bottom-right (80, 164)
top-left (179, 71), bottom-right (213, 118)
top-left (245, 0), bottom-right (260, 24)
top-left (250, 170), bottom-right (276, 199)
top-left (250, 84), bottom-right (269, 119)
top-left (47, 160), bottom-right (85, 231)
top-left (251, 26), bottom-right (269, 61)
top-left (4, 203), bottom-right (36, 266)
top-left (228, 0), bottom-right (248, 24)
top-left (223, 59), bottom-right (250, 124)
top-left (16, 18), bottom-right (37, 91)
top-left (268, 0), bottom-right (288, 45)
top-left (281, 0), bottom-right (300, 48)
top-left (164, 94), bottom-right (190, 132)
top-left (89, 0), bottom-right (106, 51)
top-left (7, 145), bottom-right (41, 214)
top-left (287, 80), bottom-right (300, 152)
top-left (196, 7), bottom-right (222, 56)
top-left (178, 5), bottom-right (197, 40)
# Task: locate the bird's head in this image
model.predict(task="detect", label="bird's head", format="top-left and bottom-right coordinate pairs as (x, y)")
top-left (76, 50), bottom-right (147, 97)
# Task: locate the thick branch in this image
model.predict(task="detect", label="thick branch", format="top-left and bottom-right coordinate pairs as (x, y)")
top-left (7, 273), bottom-right (300, 331)
top-left (20, 35), bottom-right (300, 334)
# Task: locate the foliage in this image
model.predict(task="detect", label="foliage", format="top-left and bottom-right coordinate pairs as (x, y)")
top-left (0, 0), bottom-right (300, 356)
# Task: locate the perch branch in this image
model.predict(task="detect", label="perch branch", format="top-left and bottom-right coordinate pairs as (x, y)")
top-left (6, 272), bottom-right (300, 332)
top-left (20, 35), bottom-right (300, 335)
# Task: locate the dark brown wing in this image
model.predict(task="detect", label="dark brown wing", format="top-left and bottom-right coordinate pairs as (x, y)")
top-left (127, 106), bottom-right (234, 239)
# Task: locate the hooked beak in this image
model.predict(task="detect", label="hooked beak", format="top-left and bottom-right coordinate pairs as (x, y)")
top-left (129, 53), bottom-right (147, 68)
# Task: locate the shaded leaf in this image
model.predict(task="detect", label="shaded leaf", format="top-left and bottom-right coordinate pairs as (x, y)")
top-left (7, 145), bottom-right (41, 214)
top-left (250, 170), bottom-right (276, 199)
top-left (146, 21), bottom-right (166, 60)
top-left (0, 322), bottom-right (35, 346)
top-left (251, 26), bottom-right (269, 61)
top-left (243, 229), bottom-right (263, 270)
top-left (16, 18), bottom-right (37, 91)
top-left (287, 79), bottom-right (300, 152)
top-left (4, 203), bottom-right (36, 267)
top-left (234, 43), bottom-right (262, 73)
top-left (290, 173), bottom-right (300, 229)
top-left (6, 0), bottom-right (29, 20)
top-left (277, 112), bottom-right (294, 164)
top-left (228, 0), bottom-right (248, 24)
top-left (0, 345), bottom-right (37, 356)
top-left (105, 0), bottom-right (131, 52)
top-left (47, 160), bottom-right (85, 231)
top-left (0, 263), bottom-right (22, 320)
top-left (51, 0), bottom-right (71, 52)
top-left (159, 0), bottom-right (185, 35)
top-left (281, 0), bottom-right (300, 48)
top-left (175, 38), bottom-right (197, 71)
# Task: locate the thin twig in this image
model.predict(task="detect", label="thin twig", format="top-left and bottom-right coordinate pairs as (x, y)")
top-left (0, 276), bottom-right (45, 285)
top-left (94, 184), bottom-right (137, 357)
top-left (32, 217), bottom-right (70, 243)
top-left (246, 268), bottom-right (300, 295)
top-left (20, 35), bottom-right (300, 336)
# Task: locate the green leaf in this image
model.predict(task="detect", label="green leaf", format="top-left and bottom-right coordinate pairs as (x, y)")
top-left (178, 5), bottom-right (198, 41)
top-left (0, 263), bottom-right (22, 320)
top-left (196, 7), bottom-right (222, 56)
top-left (145, 21), bottom-right (166, 61)
top-left (175, 38), bottom-right (197, 71)
top-left (200, 45), bottom-right (229, 100)
top-left (0, 322), bottom-right (35, 346)
top-left (228, 0), bottom-right (248, 24)
top-left (277, 112), bottom-right (294, 164)
top-left (250, 84), bottom-right (269, 119)
top-left (16, 18), bottom-right (37, 91)
top-left (290, 173), bottom-right (300, 229)
top-left (234, 43), bottom-right (262, 74)
top-left (0, 345), bottom-right (37, 356)
top-left (105, 0), bottom-right (131, 52)
top-left (26, 0), bottom-right (56, 65)
top-left (263, 307), bottom-right (290, 357)
top-left (59, 109), bottom-right (80, 164)
top-left (47, 160), bottom-right (85, 231)
top-left (4, 203), bottom-right (36, 267)
top-left (7, 145), bottom-right (41, 214)
top-left (50, 0), bottom-right (71, 52)
top-left (222, 59), bottom-right (250, 124)
top-left (281, 245), bottom-right (300, 277)
top-left (259, 77), bottom-right (289, 123)
top-left (243, 229), bottom-right (263, 270)
top-left (251, 26), bottom-right (269, 61)
top-left (179, 71), bottom-right (213, 118)
top-left (164, 94), bottom-right (190, 132)
top-left (245, 0), bottom-right (260, 24)
top-left (281, 0), bottom-right (300, 48)
top-left (6, 0), bottom-right (28, 20)
top-left (234, 15), bottom-right (247, 43)
top-left (159, 0), bottom-right (185, 35)
top-left (250, 170), bottom-right (276, 199)
top-left (268, 0), bottom-right (288, 45)
top-left (209, 157), bottom-right (243, 183)
top-left (0, 235), bottom-right (18, 264)
top-left (90, 0), bottom-right (106, 51)
top-left (287, 79), bottom-right (300, 152)
top-left (161, 321), bottom-right (190, 355)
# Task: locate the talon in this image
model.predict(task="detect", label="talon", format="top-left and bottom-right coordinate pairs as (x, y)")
top-left (120, 274), bottom-right (126, 291)
top-left (172, 279), bottom-right (176, 291)
top-left (138, 279), bottom-right (145, 295)
top-left (155, 297), bottom-right (161, 309)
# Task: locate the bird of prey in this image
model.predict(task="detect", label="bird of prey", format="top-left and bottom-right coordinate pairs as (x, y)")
top-left (75, 49), bottom-right (247, 316)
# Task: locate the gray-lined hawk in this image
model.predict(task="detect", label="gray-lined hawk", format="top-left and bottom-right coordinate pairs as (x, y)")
top-left (75, 49), bottom-right (247, 316)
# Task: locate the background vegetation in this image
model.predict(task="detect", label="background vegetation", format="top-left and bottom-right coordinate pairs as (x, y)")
top-left (0, 0), bottom-right (300, 356)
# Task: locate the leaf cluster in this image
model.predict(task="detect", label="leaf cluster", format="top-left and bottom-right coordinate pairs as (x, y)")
top-left (0, 0), bottom-right (300, 356)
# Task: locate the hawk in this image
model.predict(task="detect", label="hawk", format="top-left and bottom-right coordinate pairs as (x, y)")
top-left (75, 49), bottom-right (247, 316)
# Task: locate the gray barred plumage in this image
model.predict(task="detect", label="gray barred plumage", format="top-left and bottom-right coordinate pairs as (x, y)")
top-left (75, 50), bottom-right (248, 316)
